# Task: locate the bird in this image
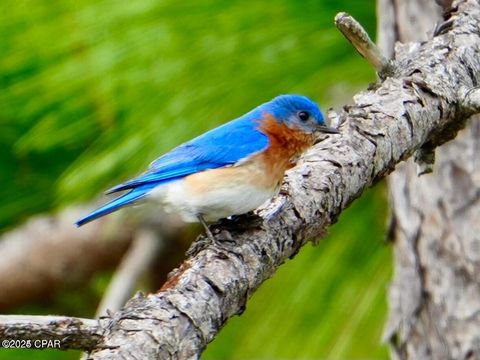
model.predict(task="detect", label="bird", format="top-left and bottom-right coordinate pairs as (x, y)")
top-left (76, 94), bottom-right (338, 239)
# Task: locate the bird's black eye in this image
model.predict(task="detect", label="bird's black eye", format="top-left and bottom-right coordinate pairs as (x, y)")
top-left (298, 111), bottom-right (310, 122)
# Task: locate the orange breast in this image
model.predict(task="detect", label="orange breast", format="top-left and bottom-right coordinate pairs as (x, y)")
top-left (255, 114), bottom-right (316, 184)
top-left (185, 115), bottom-right (316, 196)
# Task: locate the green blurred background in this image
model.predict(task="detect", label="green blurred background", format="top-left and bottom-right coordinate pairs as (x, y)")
top-left (1, 0), bottom-right (391, 359)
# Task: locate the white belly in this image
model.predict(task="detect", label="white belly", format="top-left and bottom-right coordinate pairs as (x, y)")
top-left (149, 180), bottom-right (274, 222)
top-left (147, 163), bottom-right (280, 222)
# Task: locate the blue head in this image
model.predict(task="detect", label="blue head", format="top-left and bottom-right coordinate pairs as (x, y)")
top-left (263, 94), bottom-right (338, 134)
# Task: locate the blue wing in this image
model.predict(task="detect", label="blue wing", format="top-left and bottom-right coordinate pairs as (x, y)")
top-left (106, 111), bottom-right (268, 193)
top-left (75, 183), bottom-right (158, 226)
top-left (76, 110), bottom-right (269, 226)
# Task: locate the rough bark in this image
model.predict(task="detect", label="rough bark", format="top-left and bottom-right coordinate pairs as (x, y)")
top-left (380, 0), bottom-right (480, 359)
top-left (81, 1), bottom-right (478, 358)
top-left (1, 1), bottom-right (478, 358)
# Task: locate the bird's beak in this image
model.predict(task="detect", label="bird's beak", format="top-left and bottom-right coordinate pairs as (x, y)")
top-left (316, 125), bottom-right (340, 134)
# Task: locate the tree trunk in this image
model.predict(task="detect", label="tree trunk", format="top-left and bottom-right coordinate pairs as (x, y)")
top-left (381, 1), bottom-right (480, 359)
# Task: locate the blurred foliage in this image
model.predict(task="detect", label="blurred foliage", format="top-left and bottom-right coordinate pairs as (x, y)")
top-left (0, 0), bottom-right (392, 359)
top-left (1, 0), bottom-right (376, 230)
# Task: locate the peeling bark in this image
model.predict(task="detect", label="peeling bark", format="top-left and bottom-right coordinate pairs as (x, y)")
top-left (380, 0), bottom-right (480, 359)
top-left (1, 1), bottom-right (478, 358)
top-left (80, 1), bottom-right (480, 358)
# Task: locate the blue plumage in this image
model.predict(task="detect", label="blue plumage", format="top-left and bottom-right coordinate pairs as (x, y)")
top-left (75, 183), bottom-right (158, 226)
top-left (76, 104), bottom-right (269, 226)
top-left (105, 110), bottom-right (269, 194)
top-left (76, 94), bottom-right (334, 227)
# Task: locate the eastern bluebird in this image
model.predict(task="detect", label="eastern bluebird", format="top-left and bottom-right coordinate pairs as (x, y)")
top-left (76, 94), bottom-right (338, 239)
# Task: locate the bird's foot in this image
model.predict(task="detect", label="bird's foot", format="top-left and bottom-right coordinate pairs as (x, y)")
top-left (217, 211), bottom-right (262, 230)
top-left (197, 214), bottom-right (232, 241)
top-left (204, 224), bottom-right (217, 243)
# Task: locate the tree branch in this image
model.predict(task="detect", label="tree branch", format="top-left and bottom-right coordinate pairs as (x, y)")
top-left (0, 315), bottom-right (101, 351)
top-left (2, 0), bottom-right (479, 358)
top-left (85, 1), bottom-right (480, 358)
top-left (334, 12), bottom-right (392, 75)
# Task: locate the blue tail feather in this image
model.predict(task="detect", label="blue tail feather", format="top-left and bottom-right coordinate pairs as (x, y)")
top-left (75, 183), bottom-right (158, 227)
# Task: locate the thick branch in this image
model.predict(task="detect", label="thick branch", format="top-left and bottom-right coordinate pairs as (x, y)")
top-left (381, 0), bottom-right (480, 359)
top-left (82, 1), bottom-right (480, 359)
top-left (0, 315), bottom-right (101, 351)
top-left (2, 0), bottom-right (478, 358)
